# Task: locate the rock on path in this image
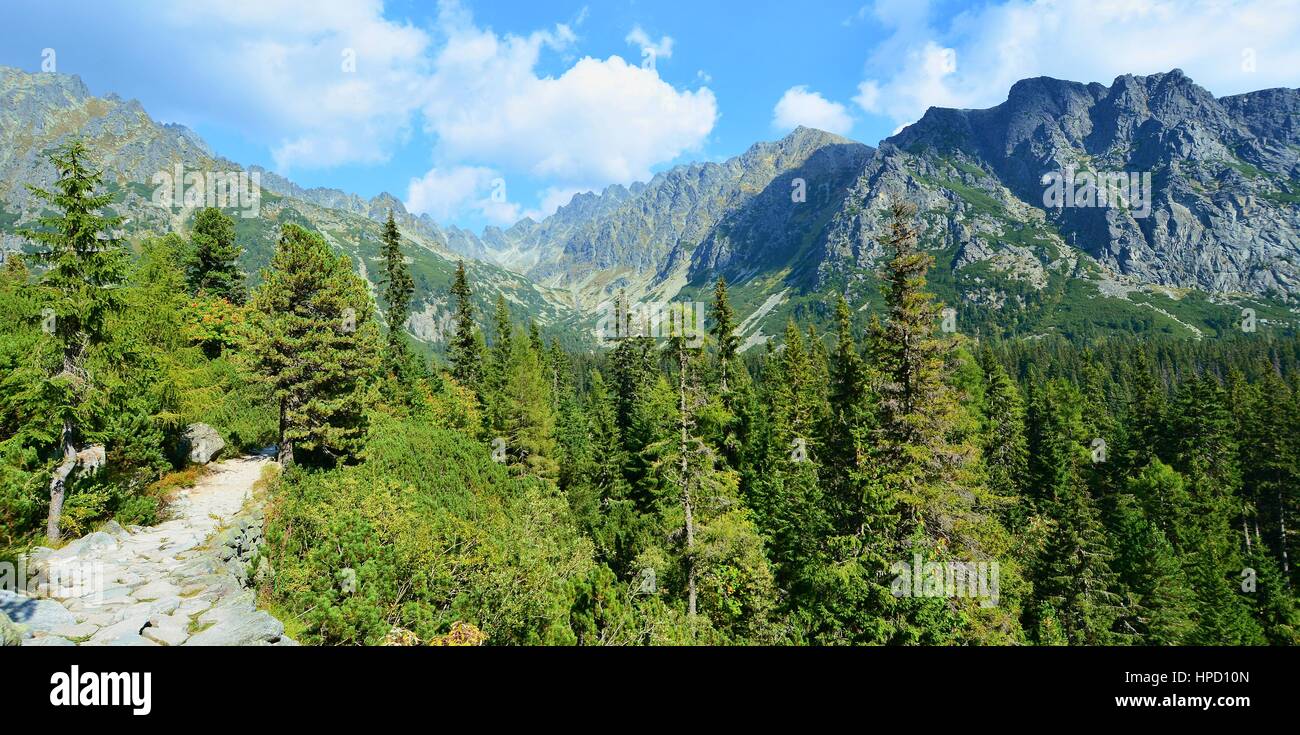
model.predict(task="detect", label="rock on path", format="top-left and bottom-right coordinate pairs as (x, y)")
top-left (3, 455), bottom-right (296, 647)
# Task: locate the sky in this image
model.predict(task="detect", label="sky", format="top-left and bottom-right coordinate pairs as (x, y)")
top-left (1, 0), bottom-right (1297, 232)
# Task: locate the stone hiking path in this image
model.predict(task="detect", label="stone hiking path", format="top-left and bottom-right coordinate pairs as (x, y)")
top-left (1, 456), bottom-right (296, 647)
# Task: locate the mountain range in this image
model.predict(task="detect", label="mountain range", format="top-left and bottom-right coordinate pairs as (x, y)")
top-left (1, 65), bottom-right (1297, 349)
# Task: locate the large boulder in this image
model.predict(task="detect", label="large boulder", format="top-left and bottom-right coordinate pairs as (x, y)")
top-left (0, 590), bottom-right (75, 635)
top-left (181, 423), bottom-right (226, 465)
top-left (75, 445), bottom-right (106, 473)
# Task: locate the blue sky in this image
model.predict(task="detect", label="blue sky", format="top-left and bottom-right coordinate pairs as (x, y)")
top-left (2, 0), bottom-right (1297, 232)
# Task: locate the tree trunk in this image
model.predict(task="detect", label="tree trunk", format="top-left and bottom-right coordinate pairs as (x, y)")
top-left (679, 340), bottom-right (696, 618)
top-left (46, 421), bottom-right (76, 542)
top-left (1280, 489), bottom-right (1290, 582)
top-left (277, 398), bottom-right (294, 467)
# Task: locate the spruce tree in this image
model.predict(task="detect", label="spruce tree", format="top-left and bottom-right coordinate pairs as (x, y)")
top-left (1029, 380), bottom-right (1125, 645)
top-left (709, 277), bottom-right (739, 396)
top-left (496, 334), bottom-right (558, 479)
top-left (825, 296), bottom-right (867, 529)
top-left (866, 201), bottom-right (987, 554)
top-left (247, 224), bottom-right (380, 467)
top-left (19, 141), bottom-right (127, 540)
top-left (982, 357), bottom-right (1029, 530)
top-left (188, 206), bottom-right (246, 304)
top-left (448, 260), bottom-right (484, 393)
top-left (1167, 375), bottom-right (1263, 644)
top-left (378, 211), bottom-right (414, 367)
top-left (1110, 493), bottom-right (1195, 644)
top-left (761, 321), bottom-right (831, 596)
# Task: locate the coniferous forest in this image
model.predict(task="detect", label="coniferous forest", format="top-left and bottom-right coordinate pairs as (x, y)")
top-left (3, 144), bottom-right (1297, 647)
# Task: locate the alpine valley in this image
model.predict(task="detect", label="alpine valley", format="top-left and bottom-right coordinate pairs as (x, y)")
top-left (2, 65), bottom-right (1298, 347)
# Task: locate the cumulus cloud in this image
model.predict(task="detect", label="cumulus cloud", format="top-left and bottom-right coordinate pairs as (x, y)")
top-left (406, 165), bottom-right (521, 225)
top-left (145, 0), bottom-right (434, 172)
top-left (625, 25), bottom-right (675, 65)
top-left (772, 86), bottom-right (854, 135)
top-left (855, 0), bottom-right (1300, 129)
top-left (418, 5), bottom-right (715, 189)
top-left (28, 0), bottom-right (715, 226)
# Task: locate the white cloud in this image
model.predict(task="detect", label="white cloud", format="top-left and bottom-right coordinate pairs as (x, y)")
top-left (856, 0), bottom-right (1300, 129)
top-left (852, 80), bottom-right (881, 113)
top-left (625, 25), bottom-right (675, 63)
top-left (420, 7), bottom-right (716, 186)
top-left (406, 165), bottom-right (521, 226)
top-left (144, 0), bottom-right (433, 172)
top-left (45, 0), bottom-right (714, 227)
top-left (772, 86), bottom-right (855, 135)
top-left (402, 3), bottom-right (714, 223)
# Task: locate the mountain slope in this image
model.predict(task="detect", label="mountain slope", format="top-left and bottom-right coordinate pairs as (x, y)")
top-left (2, 66), bottom-right (1296, 351)
top-left (441, 70), bottom-right (1300, 345)
top-left (0, 67), bottom-right (584, 353)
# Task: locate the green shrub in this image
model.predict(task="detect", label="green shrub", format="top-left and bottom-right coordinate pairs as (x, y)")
top-left (264, 416), bottom-right (594, 645)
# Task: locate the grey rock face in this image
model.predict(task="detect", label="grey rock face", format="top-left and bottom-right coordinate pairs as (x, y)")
top-left (430, 72), bottom-right (1300, 318)
top-left (182, 423), bottom-right (226, 465)
top-left (885, 70), bottom-right (1300, 297)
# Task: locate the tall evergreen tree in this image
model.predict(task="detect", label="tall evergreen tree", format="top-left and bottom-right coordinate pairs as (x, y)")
top-left (866, 201), bottom-right (987, 554)
top-left (247, 224), bottom-right (380, 467)
top-left (378, 211), bottom-right (415, 367)
top-left (825, 296), bottom-right (867, 529)
top-left (1110, 491), bottom-right (1195, 644)
top-left (982, 356), bottom-right (1029, 530)
top-left (496, 333), bottom-right (558, 479)
top-left (1028, 380), bottom-right (1125, 645)
top-left (187, 206), bottom-right (246, 304)
top-left (709, 277), bottom-right (740, 396)
top-left (448, 260), bottom-right (484, 393)
top-left (18, 141), bottom-right (127, 540)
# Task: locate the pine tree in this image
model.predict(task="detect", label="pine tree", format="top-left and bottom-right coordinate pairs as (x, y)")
top-left (1242, 545), bottom-right (1300, 644)
top-left (866, 201), bottom-right (986, 553)
top-left (982, 356), bottom-right (1029, 530)
top-left (1126, 345), bottom-right (1166, 470)
top-left (448, 260), bottom-right (484, 393)
top-left (18, 141), bottom-right (127, 540)
top-left (709, 277), bottom-right (739, 396)
top-left (497, 334), bottom-right (558, 479)
top-left (771, 320), bottom-right (820, 447)
top-left (378, 211), bottom-right (414, 368)
top-left (579, 369), bottom-right (643, 569)
top-left (187, 206), bottom-right (246, 304)
top-left (1110, 493), bottom-right (1195, 644)
top-left (1028, 380), bottom-right (1125, 645)
top-left (816, 297), bottom-right (870, 534)
top-left (759, 321), bottom-right (832, 596)
top-left (528, 320), bottom-right (544, 355)
top-left (1166, 375), bottom-right (1264, 644)
top-left (1239, 372), bottom-right (1298, 584)
top-left (642, 310), bottom-right (775, 637)
top-left (247, 224), bottom-right (380, 467)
